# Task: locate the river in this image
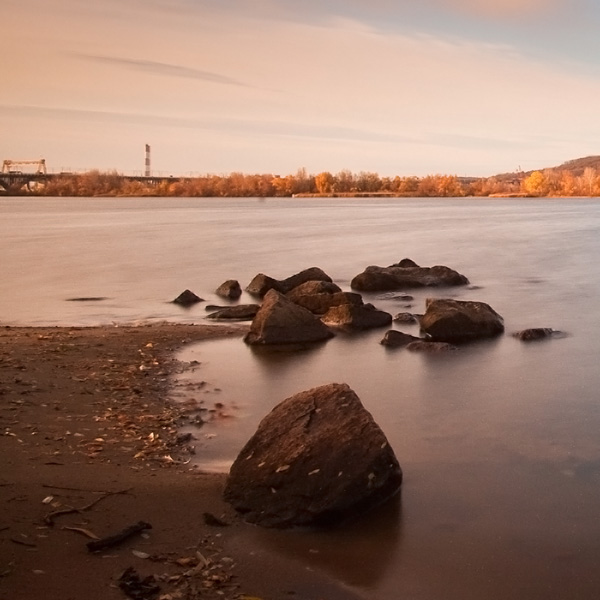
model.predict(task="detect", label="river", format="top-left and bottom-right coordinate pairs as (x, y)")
top-left (2, 196), bottom-right (600, 599)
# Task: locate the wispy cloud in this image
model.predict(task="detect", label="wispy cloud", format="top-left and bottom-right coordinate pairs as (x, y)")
top-left (0, 104), bottom-right (419, 145)
top-left (433, 0), bottom-right (562, 18)
top-left (75, 54), bottom-right (250, 88)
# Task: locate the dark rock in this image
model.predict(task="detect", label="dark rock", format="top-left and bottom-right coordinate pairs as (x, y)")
top-left (380, 330), bottom-right (421, 347)
top-left (223, 383), bottom-right (402, 528)
top-left (172, 289), bottom-right (203, 306)
top-left (205, 304), bottom-right (229, 311)
top-left (279, 267), bottom-right (333, 293)
top-left (321, 303), bottom-right (392, 331)
top-left (216, 279), bottom-right (242, 300)
top-left (420, 298), bottom-right (504, 343)
top-left (406, 341), bottom-right (457, 352)
top-left (513, 328), bottom-right (563, 341)
top-left (206, 304), bottom-right (260, 321)
top-left (291, 291), bottom-right (363, 315)
top-left (245, 274), bottom-right (283, 297)
top-left (351, 264), bottom-right (469, 292)
top-left (286, 280), bottom-right (342, 300)
top-left (393, 312), bottom-right (418, 324)
top-left (244, 290), bottom-right (334, 345)
top-left (246, 267), bottom-right (333, 298)
top-left (389, 258), bottom-right (420, 268)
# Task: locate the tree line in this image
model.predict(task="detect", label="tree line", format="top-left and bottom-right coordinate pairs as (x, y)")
top-left (21, 166), bottom-right (600, 197)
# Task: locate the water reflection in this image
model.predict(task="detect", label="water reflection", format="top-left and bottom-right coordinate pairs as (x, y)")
top-left (237, 493), bottom-right (403, 591)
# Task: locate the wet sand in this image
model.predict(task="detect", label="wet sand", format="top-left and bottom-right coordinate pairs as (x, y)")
top-left (0, 324), bottom-right (361, 600)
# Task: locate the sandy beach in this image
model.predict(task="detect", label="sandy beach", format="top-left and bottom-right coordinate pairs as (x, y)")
top-left (0, 324), bottom-right (360, 600)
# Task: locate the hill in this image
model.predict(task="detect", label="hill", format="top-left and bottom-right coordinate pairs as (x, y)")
top-left (493, 155), bottom-right (600, 183)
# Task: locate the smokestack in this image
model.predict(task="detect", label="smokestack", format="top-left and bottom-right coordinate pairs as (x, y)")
top-left (145, 144), bottom-right (151, 177)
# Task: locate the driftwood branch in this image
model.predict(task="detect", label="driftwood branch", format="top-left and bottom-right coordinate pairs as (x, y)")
top-left (86, 521), bottom-right (152, 552)
top-left (43, 488), bottom-right (131, 526)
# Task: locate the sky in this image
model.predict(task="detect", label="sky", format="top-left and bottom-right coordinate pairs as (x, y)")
top-left (2, 0), bottom-right (600, 177)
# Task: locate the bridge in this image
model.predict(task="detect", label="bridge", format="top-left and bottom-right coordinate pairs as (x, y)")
top-left (0, 165), bottom-right (183, 194)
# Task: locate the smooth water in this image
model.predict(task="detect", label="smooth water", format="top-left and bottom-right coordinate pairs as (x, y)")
top-left (2, 196), bottom-right (600, 599)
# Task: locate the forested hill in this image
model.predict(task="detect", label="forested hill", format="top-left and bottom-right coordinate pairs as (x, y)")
top-left (495, 155), bottom-right (600, 181)
top-left (551, 156), bottom-right (600, 177)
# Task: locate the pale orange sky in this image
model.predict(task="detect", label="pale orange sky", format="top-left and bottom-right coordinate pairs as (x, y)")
top-left (2, 0), bottom-right (599, 176)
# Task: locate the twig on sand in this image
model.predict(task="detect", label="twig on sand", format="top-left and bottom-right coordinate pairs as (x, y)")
top-left (43, 488), bottom-right (132, 526)
top-left (87, 521), bottom-right (152, 552)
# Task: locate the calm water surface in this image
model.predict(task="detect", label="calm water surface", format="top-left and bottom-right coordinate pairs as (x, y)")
top-left (2, 196), bottom-right (600, 599)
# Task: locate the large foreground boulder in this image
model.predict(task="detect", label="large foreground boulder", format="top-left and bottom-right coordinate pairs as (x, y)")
top-left (223, 383), bottom-right (402, 528)
top-left (244, 289), bottom-right (334, 345)
top-left (351, 264), bottom-right (469, 292)
top-left (420, 298), bottom-right (504, 343)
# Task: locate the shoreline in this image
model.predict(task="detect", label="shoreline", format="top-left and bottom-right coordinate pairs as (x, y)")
top-left (0, 323), bottom-right (361, 600)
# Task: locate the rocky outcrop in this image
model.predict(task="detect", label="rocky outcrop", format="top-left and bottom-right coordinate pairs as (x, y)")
top-left (321, 303), bottom-right (392, 331)
top-left (223, 383), bottom-right (402, 528)
top-left (172, 289), bottom-right (203, 306)
top-left (351, 264), bottom-right (469, 292)
top-left (244, 290), bottom-right (334, 345)
top-left (246, 267), bottom-right (333, 297)
top-left (420, 298), bottom-right (504, 343)
top-left (215, 280), bottom-right (242, 300)
top-left (380, 330), bottom-right (421, 347)
top-left (206, 304), bottom-right (260, 321)
top-left (291, 291), bottom-right (363, 315)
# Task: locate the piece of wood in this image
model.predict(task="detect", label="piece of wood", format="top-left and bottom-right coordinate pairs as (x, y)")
top-left (86, 521), bottom-right (152, 552)
top-left (43, 488), bottom-right (131, 525)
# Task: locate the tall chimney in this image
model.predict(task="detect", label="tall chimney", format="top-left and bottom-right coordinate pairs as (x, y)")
top-left (145, 144), bottom-right (151, 177)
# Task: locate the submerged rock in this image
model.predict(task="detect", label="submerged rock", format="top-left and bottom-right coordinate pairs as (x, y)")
top-left (420, 298), bottom-right (504, 343)
top-left (513, 328), bottom-right (564, 341)
top-left (223, 383), bottom-right (402, 528)
top-left (172, 289), bottom-right (203, 307)
top-left (244, 289), bottom-right (334, 345)
top-left (406, 340), bottom-right (457, 353)
top-left (206, 304), bottom-right (260, 321)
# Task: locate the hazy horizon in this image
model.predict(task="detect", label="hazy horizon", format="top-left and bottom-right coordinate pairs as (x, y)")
top-left (2, 0), bottom-right (600, 177)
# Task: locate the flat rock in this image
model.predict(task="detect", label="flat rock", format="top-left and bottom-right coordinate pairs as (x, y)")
top-left (206, 304), bottom-right (260, 321)
top-left (351, 264), bottom-right (469, 292)
top-left (223, 383), bottom-right (402, 528)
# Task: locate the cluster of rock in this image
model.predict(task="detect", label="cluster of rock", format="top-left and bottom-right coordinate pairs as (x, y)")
top-left (173, 259), bottom-right (565, 529)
